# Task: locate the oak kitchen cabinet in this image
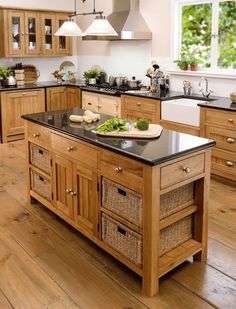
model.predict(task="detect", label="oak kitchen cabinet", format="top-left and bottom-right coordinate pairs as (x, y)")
top-left (200, 107), bottom-right (236, 183)
top-left (0, 89), bottom-right (45, 143)
top-left (46, 86), bottom-right (81, 111)
top-left (121, 95), bottom-right (160, 123)
top-left (23, 109), bottom-right (213, 297)
top-left (82, 91), bottom-right (121, 117)
top-left (0, 8), bottom-right (72, 57)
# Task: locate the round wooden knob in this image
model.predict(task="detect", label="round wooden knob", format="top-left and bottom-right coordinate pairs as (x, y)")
top-left (33, 133), bottom-right (40, 137)
top-left (228, 119), bottom-right (234, 123)
top-left (66, 188), bottom-right (72, 194)
top-left (137, 102), bottom-right (141, 106)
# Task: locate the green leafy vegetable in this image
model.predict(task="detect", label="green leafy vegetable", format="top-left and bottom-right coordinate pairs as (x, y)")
top-left (95, 117), bottom-right (128, 133)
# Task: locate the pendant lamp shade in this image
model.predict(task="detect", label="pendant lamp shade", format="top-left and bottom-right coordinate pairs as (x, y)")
top-left (54, 18), bottom-right (84, 36)
top-left (83, 15), bottom-right (118, 36)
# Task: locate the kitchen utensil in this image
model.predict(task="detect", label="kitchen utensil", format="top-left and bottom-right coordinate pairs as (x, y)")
top-left (115, 76), bottom-right (123, 87)
top-left (128, 76), bottom-right (141, 88)
top-left (109, 75), bottom-right (115, 86)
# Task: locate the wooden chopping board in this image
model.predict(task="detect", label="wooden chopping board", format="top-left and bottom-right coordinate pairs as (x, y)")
top-left (96, 124), bottom-right (163, 139)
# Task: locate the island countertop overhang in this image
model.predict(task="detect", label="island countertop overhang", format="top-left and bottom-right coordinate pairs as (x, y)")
top-left (22, 108), bottom-right (215, 166)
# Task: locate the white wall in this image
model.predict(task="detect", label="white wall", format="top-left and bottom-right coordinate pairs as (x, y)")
top-left (0, 0), bottom-right (77, 82)
top-left (0, 0), bottom-right (235, 96)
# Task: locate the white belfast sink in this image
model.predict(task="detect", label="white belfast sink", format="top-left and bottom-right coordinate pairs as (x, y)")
top-left (161, 98), bottom-right (203, 127)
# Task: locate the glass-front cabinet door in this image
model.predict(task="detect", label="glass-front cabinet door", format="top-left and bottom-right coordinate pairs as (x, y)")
top-left (25, 12), bottom-right (40, 55)
top-left (7, 11), bottom-right (25, 56)
top-left (41, 14), bottom-right (56, 55)
top-left (55, 15), bottom-right (72, 55)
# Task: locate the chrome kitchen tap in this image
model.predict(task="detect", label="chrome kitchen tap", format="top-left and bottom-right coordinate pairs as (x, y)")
top-left (199, 77), bottom-right (212, 98)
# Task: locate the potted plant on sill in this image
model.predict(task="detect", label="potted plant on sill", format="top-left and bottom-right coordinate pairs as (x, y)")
top-left (83, 69), bottom-right (100, 85)
top-left (173, 53), bottom-right (189, 70)
top-left (188, 54), bottom-right (201, 71)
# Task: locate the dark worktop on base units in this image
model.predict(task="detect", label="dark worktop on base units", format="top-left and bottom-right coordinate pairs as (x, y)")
top-left (22, 108), bottom-right (215, 166)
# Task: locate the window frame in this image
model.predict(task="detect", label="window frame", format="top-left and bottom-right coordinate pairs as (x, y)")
top-left (171, 0), bottom-right (236, 73)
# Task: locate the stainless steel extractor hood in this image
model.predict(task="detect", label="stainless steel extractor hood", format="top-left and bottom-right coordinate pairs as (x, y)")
top-left (83, 0), bottom-right (152, 40)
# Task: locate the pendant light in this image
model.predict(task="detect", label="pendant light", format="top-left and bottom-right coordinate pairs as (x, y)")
top-left (54, 0), bottom-right (118, 37)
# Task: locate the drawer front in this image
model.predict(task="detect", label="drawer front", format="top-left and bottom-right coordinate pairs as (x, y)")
top-left (205, 126), bottom-right (236, 152)
top-left (51, 133), bottom-right (98, 168)
top-left (27, 122), bottom-right (50, 149)
top-left (161, 153), bottom-right (205, 189)
top-left (211, 148), bottom-right (236, 180)
top-left (100, 149), bottom-right (143, 193)
top-left (122, 95), bottom-right (157, 113)
top-left (205, 109), bottom-right (236, 129)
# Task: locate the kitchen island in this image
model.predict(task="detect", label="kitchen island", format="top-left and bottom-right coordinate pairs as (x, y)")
top-left (22, 108), bottom-right (215, 297)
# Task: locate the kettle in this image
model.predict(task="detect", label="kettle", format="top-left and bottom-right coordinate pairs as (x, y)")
top-left (7, 76), bottom-right (17, 87)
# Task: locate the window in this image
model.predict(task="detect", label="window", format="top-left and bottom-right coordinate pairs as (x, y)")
top-left (173, 0), bottom-right (236, 70)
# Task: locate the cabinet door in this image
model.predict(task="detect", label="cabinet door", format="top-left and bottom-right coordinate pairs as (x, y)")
top-left (99, 95), bottom-right (121, 117)
top-left (82, 91), bottom-right (99, 112)
top-left (52, 154), bottom-right (74, 219)
top-left (0, 89), bottom-right (45, 143)
top-left (24, 11), bottom-right (40, 55)
top-left (7, 10), bottom-right (25, 56)
top-left (55, 14), bottom-right (72, 55)
top-left (67, 87), bottom-right (81, 109)
top-left (73, 163), bottom-right (99, 237)
top-left (41, 13), bottom-right (56, 55)
top-left (46, 87), bottom-right (68, 111)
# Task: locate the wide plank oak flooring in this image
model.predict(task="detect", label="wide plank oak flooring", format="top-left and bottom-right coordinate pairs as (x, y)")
top-left (0, 140), bottom-right (235, 308)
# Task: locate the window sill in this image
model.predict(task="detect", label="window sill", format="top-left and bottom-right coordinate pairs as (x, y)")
top-left (167, 69), bottom-right (236, 80)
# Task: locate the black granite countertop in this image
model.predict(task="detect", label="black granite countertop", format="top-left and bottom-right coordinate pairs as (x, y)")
top-left (0, 80), bottom-right (86, 92)
top-left (22, 108), bottom-right (215, 166)
top-left (1, 80), bottom-right (234, 111)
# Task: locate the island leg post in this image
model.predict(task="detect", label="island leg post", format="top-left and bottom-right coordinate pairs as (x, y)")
top-left (142, 165), bottom-right (160, 296)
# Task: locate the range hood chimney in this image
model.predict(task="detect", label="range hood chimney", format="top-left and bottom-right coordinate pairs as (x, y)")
top-left (83, 0), bottom-right (152, 40)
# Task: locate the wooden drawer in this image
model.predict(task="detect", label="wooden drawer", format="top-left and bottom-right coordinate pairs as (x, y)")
top-left (211, 148), bottom-right (236, 180)
top-left (161, 153), bottom-right (205, 189)
top-left (100, 149), bottom-right (143, 193)
top-left (27, 122), bottom-right (50, 149)
top-left (205, 109), bottom-right (236, 129)
top-left (51, 133), bottom-right (98, 168)
top-left (122, 95), bottom-right (157, 113)
top-left (205, 126), bottom-right (236, 152)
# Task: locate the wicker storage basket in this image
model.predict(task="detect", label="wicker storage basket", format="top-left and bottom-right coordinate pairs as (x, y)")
top-left (30, 169), bottom-right (51, 200)
top-left (102, 213), bottom-right (142, 267)
top-left (22, 64), bottom-right (40, 84)
top-left (160, 215), bottom-right (193, 256)
top-left (102, 178), bottom-right (143, 227)
top-left (160, 183), bottom-right (194, 219)
top-left (30, 143), bottom-right (51, 174)
top-left (102, 213), bottom-right (193, 267)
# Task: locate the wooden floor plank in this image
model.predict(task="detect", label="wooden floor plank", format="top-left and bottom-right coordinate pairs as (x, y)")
top-left (171, 260), bottom-right (236, 309)
top-left (0, 140), bottom-right (236, 308)
top-left (0, 230), bottom-right (79, 309)
top-left (1, 193), bottom-right (148, 309)
top-left (0, 289), bottom-right (12, 309)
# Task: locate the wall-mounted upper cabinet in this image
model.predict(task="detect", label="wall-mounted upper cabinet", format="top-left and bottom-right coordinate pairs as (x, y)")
top-left (0, 8), bottom-right (72, 57)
